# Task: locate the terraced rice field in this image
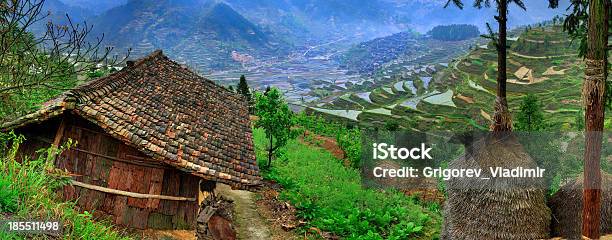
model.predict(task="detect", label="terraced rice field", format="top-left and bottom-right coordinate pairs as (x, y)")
top-left (403, 81), bottom-right (417, 94)
top-left (356, 92), bottom-right (373, 103)
top-left (393, 81), bottom-right (406, 92)
top-left (307, 25), bottom-right (583, 132)
top-left (423, 90), bottom-right (456, 107)
top-left (365, 108), bottom-right (393, 116)
top-left (311, 107), bottom-right (362, 121)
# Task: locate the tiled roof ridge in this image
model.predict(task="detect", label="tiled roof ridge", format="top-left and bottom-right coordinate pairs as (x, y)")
top-left (155, 52), bottom-right (246, 104)
top-left (69, 50), bottom-right (166, 103)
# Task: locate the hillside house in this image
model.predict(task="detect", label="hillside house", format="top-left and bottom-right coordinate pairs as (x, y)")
top-left (514, 66), bottom-right (534, 83)
top-left (0, 50), bottom-right (261, 230)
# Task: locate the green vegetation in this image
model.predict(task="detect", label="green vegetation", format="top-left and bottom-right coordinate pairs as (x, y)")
top-left (428, 24), bottom-right (479, 41)
top-left (384, 120), bottom-right (400, 131)
top-left (514, 94), bottom-right (546, 131)
top-left (254, 88), bottom-right (298, 168)
top-left (374, 26), bottom-right (584, 131)
top-left (253, 128), bottom-right (441, 239)
top-left (294, 113), bottom-right (362, 168)
top-left (574, 109), bottom-right (585, 131)
top-left (237, 75), bottom-right (254, 113)
top-left (237, 75), bottom-right (252, 102)
top-left (0, 133), bottom-right (130, 240)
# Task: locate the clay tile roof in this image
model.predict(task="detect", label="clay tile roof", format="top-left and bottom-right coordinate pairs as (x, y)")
top-left (1, 50), bottom-right (261, 190)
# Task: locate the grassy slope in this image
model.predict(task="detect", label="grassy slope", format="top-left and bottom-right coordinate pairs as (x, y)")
top-left (253, 128), bottom-right (442, 240)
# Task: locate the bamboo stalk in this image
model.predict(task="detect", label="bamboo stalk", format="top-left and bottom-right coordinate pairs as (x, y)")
top-left (71, 180), bottom-right (196, 201)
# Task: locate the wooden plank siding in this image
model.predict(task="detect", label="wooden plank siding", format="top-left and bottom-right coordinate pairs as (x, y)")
top-left (18, 114), bottom-right (200, 230)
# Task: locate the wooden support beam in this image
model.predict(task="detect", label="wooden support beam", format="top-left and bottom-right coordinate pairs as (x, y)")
top-left (49, 116), bottom-right (67, 161)
top-left (52, 116), bottom-right (67, 148)
top-left (71, 180), bottom-right (196, 201)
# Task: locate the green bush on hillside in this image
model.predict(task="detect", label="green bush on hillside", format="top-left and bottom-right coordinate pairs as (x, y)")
top-left (294, 113), bottom-right (362, 167)
top-left (514, 94), bottom-right (546, 131)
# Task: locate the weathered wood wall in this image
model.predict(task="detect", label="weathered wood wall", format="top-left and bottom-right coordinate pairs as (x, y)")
top-left (19, 114), bottom-right (200, 230)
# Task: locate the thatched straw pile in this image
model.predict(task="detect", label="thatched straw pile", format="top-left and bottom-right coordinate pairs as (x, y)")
top-left (442, 135), bottom-right (551, 239)
top-left (549, 172), bottom-right (611, 239)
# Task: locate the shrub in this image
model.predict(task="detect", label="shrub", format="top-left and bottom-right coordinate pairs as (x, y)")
top-left (514, 94), bottom-right (546, 131)
top-left (0, 177), bottom-right (19, 213)
top-left (294, 113), bottom-right (362, 167)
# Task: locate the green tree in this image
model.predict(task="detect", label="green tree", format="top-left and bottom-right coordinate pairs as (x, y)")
top-left (428, 24), bottom-right (480, 41)
top-left (237, 75), bottom-right (253, 113)
top-left (384, 120), bottom-right (400, 131)
top-left (514, 94), bottom-right (545, 131)
top-left (254, 88), bottom-right (296, 168)
top-left (236, 75), bottom-right (251, 101)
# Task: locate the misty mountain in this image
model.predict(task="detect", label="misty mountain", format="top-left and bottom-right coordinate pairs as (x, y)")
top-left (59, 0), bottom-right (127, 15)
top-left (199, 3), bottom-right (269, 45)
top-left (226, 0), bottom-right (387, 22)
top-left (88, 0), bottom-right (280, 70)
top-left (45, 0), bottom-right (92, 21)
top-left (284, 0), bottom-right (387, 21)
top-left (224, 0), bottom-right (400, 44)
top-left (27, 0), bottom-right (93, 35)
top-left (43, 0), bottom-right (574, 73)
top-left (224, 0), bottom-right (571, 44)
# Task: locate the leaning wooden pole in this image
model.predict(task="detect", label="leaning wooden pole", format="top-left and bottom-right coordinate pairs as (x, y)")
top-left (582, 0), bottom-right (608, 238)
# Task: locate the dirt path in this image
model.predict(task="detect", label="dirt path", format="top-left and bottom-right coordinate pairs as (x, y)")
top-left (216, 184), bottom-right (272, 240)
top-left (301, 131), bottom-right (344, 159)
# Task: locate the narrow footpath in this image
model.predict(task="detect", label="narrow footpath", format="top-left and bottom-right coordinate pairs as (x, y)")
top-left (216, 184), bottom-right (272, 240)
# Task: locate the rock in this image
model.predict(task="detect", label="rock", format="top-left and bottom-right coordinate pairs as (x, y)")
top-left (197, 195), bottom-right (236, 240)
top-left (208, 215), bottom-right (236, 240)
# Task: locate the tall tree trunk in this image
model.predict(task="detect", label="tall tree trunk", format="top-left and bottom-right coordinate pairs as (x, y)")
top-left (491, 0), bottom-right (513, 132)
top-left (582, 0), bottom-right (608, 238)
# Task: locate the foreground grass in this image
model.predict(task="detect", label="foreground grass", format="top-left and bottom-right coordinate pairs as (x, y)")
top-left (253, 128), bottom-right (441, 240)
top-left (0, 133), bottom-right (131, 240)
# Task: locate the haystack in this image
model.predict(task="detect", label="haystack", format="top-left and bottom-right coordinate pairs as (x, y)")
top-left (442, 134), bottom-right (551, 239)
top-left (549, 172), bottom-right (612, 239)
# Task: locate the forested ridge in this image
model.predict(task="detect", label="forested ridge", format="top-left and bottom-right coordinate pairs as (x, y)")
top-left (428, 24), bottom-right (480, 41)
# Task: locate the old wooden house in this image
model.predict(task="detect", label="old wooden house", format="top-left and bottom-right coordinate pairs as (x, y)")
top-left (0, 50), bottom-right (261, 230)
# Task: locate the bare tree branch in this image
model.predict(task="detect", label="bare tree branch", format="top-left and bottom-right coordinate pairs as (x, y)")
top-left (0, 0), bottom-right (130, 97)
